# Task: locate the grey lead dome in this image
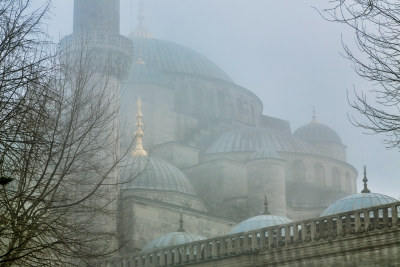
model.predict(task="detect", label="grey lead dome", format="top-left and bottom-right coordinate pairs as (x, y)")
top-left (294, 122), bottom-right (342, 145)
top-left (121, 156), bottom-right (196, 196)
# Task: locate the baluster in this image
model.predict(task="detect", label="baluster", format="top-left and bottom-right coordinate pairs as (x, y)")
top-left (188, 244), bottom-right (194, 263)
top-left (293, 223), bottom-right (299, 243)
top-left (310, 221), bottom-right (316, 241)
top-left (373, 208), bottom-right (380, 229)
top-left (345, 214), bottom-right (351, 234)
top-left (365, 210), bottom-right (371, 231)
top-left (285, 226), bottom-right (291, 245)
top-left (160, 251), bottom-right (165, 266)
top-left (392, 205), bottom-right (399, 226)
top-left (173, 248), bottom-right (179, 265)
top-left (337, 215), bottom-right (343, 236)
top-left (259, 230), bottom-right (265, 249)
top-left (243, 233), bottom-right (249, 251)
top-left (252, 231), bottom-right (258, 250)
top-left (383, 207), bottom-right (389, 227)
top-left (355, 211), bottom-right (361, 232)
top-left (268, 229), bottom-right (273, 248)
top-left (301, 222), bottom-right (307, 241)
top-left (204, 241), bottom-right (209, 259)
top-left (234, 235), bottom-right (240, 253)
top-left (220, 238), bottom-right (225, 256)
top-left (227, 237), bottom-right (233, 254)
top-left (145, 254), bottom-right (151, 267)
top-left (166, 250), bottom-right (172, 266)
top-left (211, 240), bottom-right (218, 258)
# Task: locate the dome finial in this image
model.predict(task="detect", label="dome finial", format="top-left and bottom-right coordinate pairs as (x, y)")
top-left (263, 194), bottom-right (270, 215)
top-left (312, 106), bottom-right (317, 123)
top-left (130, 0), bottom-right (154, 39)
top-left (361, 165), bottom-right (371, 193)
top-left (177, 213), bottom-right (185, 232)
top-left (132, 97), bottom-right (148, 157)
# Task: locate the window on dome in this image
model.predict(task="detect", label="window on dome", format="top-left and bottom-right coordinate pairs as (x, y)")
top-left (345, 172), bottom-right (352, 193)
top-left (314, 163), bottom-right (325, 186)
top-left (332, 167), bottom-right (341, 190)
top-left (292, 160), bottom-right (305, 182)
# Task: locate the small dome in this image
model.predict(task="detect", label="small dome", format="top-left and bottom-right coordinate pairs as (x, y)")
top-left (294, 122), bottom-right (342, 145)
top-left (251, 146), bottom-right (282, 160)
top-left (121, 156), bottom-right (196, 196)
top-left (129, 38), bottom-right (233, 83)
top-left (206, 127), bottom-right (312, 154)
top-left (142, 232), bottom-right (206, 251)
top-left (320, 193), bottom-right (398, 217)
top-left (228, 215), bottom-right (292, 234)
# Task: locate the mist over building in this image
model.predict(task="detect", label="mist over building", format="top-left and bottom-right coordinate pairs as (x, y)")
top-left (63, 0), bottom-right (400, 265)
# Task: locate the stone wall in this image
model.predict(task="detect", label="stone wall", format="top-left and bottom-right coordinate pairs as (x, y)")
top-left (108, 201), bottom-right (400, 266)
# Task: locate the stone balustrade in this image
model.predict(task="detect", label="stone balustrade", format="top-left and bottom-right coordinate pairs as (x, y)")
top-left (104, 201), bottom-right (400, 267)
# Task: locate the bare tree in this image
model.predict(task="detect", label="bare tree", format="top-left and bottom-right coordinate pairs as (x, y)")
top-left (323, 1), bottom-right (400, 148)
top-left (0, 1), bottom-right (131, 266)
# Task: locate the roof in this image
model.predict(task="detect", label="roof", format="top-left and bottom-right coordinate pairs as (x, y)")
top-left (294, 122), bottom-right (342, 145)
top-left (320, 193), bottom-right (398, 217)
top-left (205, 126), bottom-right (313, 155)
top-left (142, 232), bottom-right (206, 251)
top-left (128, 38), bottom-right (234, 83)
top-left (120, 156), bottom-right (196, 196)
top-left (229, 214), bottom-right (292, 234)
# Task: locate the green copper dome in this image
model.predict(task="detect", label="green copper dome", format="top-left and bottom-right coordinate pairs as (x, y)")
top-left (129, 38), bottom-right (234, 83)
top-left (121, 156), bottom-right (196, 196)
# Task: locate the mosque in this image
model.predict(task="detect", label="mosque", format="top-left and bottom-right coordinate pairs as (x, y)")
top-left (66, 1), bottom-right (400, 265)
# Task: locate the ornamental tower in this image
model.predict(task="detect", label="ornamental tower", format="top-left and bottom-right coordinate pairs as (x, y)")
top-left (61, 0), bottom-right (133, 257)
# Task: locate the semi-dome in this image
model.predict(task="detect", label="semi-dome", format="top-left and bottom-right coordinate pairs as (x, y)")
top-left (229, 214), bottom-right (292, 234)
top-left (205, 126), bottom-right (312, 154)
top-left (294, 122), bottom-right (342, 145)
top-left (320, 193), bottom-right (397, 217)
top-left (121, 156), bottom-right (196, 196)
top-left (129, 37), bottom-right (234, 83)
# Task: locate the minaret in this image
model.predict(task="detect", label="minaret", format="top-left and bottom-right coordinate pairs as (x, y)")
top-left (60, 0), bottom-right (133, 259)
top-left (73, 0), bottom-right (120, 34)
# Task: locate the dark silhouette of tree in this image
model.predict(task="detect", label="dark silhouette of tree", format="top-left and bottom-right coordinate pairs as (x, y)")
top-left (323, 1), bottom-right (400, 148)
top-left (0, 1), bottom-right (132, 265)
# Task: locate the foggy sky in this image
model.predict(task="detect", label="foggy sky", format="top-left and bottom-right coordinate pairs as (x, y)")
top-left (43, 0), bottom-right (400, 199)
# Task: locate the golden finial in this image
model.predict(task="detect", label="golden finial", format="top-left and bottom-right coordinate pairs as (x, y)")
top-left (135, 53), bottom-right (146, 65)
top-left (312, 107), bottom-right (317, 123)
top-left (132, 97), bottom-right (147, 157)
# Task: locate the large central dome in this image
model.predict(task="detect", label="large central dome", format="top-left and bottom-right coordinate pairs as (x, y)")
top-left (130, 38), bottom-right (234, 83)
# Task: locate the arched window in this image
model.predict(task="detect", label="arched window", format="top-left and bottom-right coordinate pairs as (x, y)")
top-left (346, 172), bottom-right (352, 193)
top-left (250, 105), bottom-right (255, 124)
top-left (292, 160), bottom-right (305, 182)
top-left (237, 98), bottom-right (243, 115)
top-left (217, 91), bottom-right (225, 116)
top-left (332, 167), bottom-right (341, 190)
top-left (314, 163), bottom-right (325, 186)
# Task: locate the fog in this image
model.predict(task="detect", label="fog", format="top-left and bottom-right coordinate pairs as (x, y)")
top-left (45, 0), bottom-right (399, 199)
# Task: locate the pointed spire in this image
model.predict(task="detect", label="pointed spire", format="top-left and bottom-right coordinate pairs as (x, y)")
top-left (361, 165), bottom-right (371, 193)
top-left (263, 194), bottom-right (270, 215)
top-left (177, 213), bottom-right (185, 232)
top-left (312, 107), bottom-right (317, 123)
top-left (132, 97), bottom-right (147, 157)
